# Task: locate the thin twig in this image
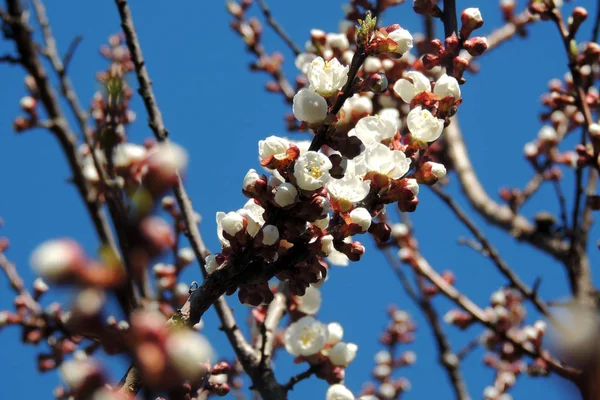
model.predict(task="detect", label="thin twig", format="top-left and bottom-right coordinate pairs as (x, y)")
top-left (414, 274), bottom-right (470, 400)
top-left (282, 365), bottom-right (318, 392)
top-left (411, 253), bottom-right (581, 381)
top-left (256, 0), bottom-right (300, 56)
top-left (430, 186), bottom-right (554, 320)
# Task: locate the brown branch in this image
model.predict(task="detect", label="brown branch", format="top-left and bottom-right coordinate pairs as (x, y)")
top-left (0, 53), bottom-right (20, 63)
top-left (411, 252), bottom-right (582, 382)
top-left (430, 186), bottom-right (555, 320)
top-left (549, 7), bottom-right (596, 307)
top-left (444, 118), bottom-right (569, 259)
top-left (463, 12), bottom-right (533, 64)
top-left (0, 251), bottom-right (40, 313)
top-left (256, 0), bottom-right (301, 56)
top-left (3, 0), bottom-right (139, 315)
top-left (282, 365), bottom-right (318, 392)
top-left (414, 274), bottom-right (470, 400)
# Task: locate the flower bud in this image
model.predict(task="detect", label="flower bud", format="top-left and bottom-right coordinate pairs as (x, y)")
top-left (175, 248), bottom-right (196, 268)
top-left (243, 169), bottom-right (261, 192)
top-left (434, 74), bottom-right (461, 99)
top-left (274, 182), bottom-right (298, 207)
top-left (463, 36), bottom-right (488, 57)
top-left (589, 123), bottom-right (600, 139)
top-left (321, 235), bottom-right (334, 256)
top-left (326, 384), bottom-right (354, 400)
top-left (329, 342), bottom-right (358, 367)
top-left (460, 8), bottom-right (484, 38)
top-left (261, 225), bottom-right (279, 246)
top-left (292, 88), bottom-right (328, 124)
top-left (165, 330), bottom-right (213, 383)
top-left (326, 322), bottom-right (344, 345)
top-left (349, 207), bottom-right (372, 232)
top-left (221, 212), bottom-right (244, 236)
top-left (20, 96), bottom-right (37, 112)
top-left (30, 239), bottom-right (85, 281)
top-left (387, 27), bottom-right (413, 55)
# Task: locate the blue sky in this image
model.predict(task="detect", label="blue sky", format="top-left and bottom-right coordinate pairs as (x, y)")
top-left (0, 0), bottom-right (597, 398)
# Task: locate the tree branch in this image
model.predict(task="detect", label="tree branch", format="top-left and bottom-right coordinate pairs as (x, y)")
top-left (430, 186), bottom-right (554, 321)
top-left (414, 274), bottom-right (470, 400)
top-left (444, 118), bottom-right (569, 259)
top-left (256, 0), bottom-right (301, 56)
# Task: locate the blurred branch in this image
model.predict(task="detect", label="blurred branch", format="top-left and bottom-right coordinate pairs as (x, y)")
top-left (282, 365), bottom-right (318, 392)
top-left (256, 0), bottom-right (301, 56)
top-left (3, 0), bottom-right (137, 313)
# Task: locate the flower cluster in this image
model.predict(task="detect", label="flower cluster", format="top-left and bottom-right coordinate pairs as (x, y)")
top-left (358, 306), bottom-right (415, 400)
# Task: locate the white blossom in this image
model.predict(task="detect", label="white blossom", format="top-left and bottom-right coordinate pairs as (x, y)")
top-left (261, 225), bottom-right (279, 246)
top-left (216, 212), bottom-right (244, 246)
top-left (349, 207), bottom-right (372, 231)
top-left (313, 214), bottom-right (330, 230)
top-left (284, 315), bottom-right (328, 356)
top-left (341, 94), bottom-right (373, 122)
top-left (237, 200), bottom-right (266, 237)
top-left (434, 74), bottom-right (461, 99)
top-left (293, 88), bottom-right (328, 124)
top-left (295, 53), bottom-right (318, 74)
top-left (363, 56), bottom-right (383, 73)
top-left (259, 136), bottom-right (290, 162)
top-left (293, 151), bottom-right (333, 190)
top-left (374, 350), bottom-right (392, 364)
top-left (297, 286), bottom-right (322, 315)
top-left (327, 174), bottom-right (370, 205)
top-left (353, 115), bottom-right (397, 144)
top-left (326, 322), bottom-right (344, 345)
top-left (407, 106), bottom-right (445, 143)
top-left (205, 255), bottom-right (219, 274)
top-left (147, 142), bottom-right (188, 174)
top-left (329, 342), bottom-right (358, 367)
top-left (326, 33), bottom-right (350, 51)
top-left (404, 178), bottom-right (420, 196)
top-left (307, 57), bottom-right (349, 96)
top-left (379, 108), bottom-right (401, 129)
top-left (327, 249), bottom-right (350, 266)
top-left (538, 125), bottom-right (558, 141)
top-left (393, 71), bottom-right (431, 103)
top-left (387, 28), bottom-right (413, 55)
top-left (274, 182), bottom-right (298, 207)
top-left (321, 234), bottom-right (334, 256)
top-left (378, 383), bottom-right (397, 399)
top-left (326, 384), bottom-right (355, 400)
top-left (364, 143), bottom-right (411, 179)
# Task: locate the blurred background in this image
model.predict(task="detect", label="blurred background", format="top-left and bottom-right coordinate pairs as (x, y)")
top-left (0, 0), bottom-right (598, 398)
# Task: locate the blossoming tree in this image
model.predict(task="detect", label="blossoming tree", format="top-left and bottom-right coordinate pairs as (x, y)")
top-left (1, 0), bottom-right (599, 399)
